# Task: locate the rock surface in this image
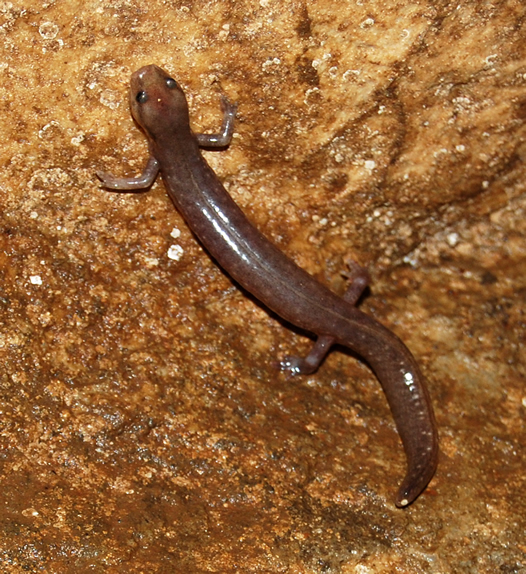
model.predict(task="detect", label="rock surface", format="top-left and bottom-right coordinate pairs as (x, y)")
top-left (0, 1), bottom-right (524, 572)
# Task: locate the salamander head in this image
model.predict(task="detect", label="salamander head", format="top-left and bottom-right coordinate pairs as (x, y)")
top-left (129, 64), bottom-right (191, 140)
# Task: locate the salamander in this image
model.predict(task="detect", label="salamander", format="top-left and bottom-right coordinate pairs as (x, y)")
top-left (97, 64), bottom-right (439, 507)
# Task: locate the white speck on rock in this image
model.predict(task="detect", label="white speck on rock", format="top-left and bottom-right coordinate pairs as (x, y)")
top-left (168, 244), bottom-right (184, 261)
top-left (39, 21), bottom-right (59, 40)
top-left (447, 232), bottom-right (459, 247)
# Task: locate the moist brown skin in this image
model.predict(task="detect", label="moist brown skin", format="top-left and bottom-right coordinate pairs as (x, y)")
top-left (98, 64), bottom-right (439, 507)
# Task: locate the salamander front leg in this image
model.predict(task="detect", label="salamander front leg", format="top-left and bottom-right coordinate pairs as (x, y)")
top-left (97, 156), bottom-right (160, 191)
top-left (280, 261), bottom-right (370, 375)
top-left (196, 96), bottom-right (238, 148)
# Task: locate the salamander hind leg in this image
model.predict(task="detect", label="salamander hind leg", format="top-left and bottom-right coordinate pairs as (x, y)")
top-left (280, 260), bottom-right (370, 375)
top-left (340, 259), bottom-right (370, 306)
top-left (280, 335), bottom-right (335, 375)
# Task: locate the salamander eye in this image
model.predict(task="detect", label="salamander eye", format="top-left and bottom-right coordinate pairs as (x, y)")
top-left (165, 77), bottom-right (177, 89)
top-left (136, 91), bottom-right (148, 104)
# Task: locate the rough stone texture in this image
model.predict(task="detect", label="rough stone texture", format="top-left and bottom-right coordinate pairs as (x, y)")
top-left (0, 1), bottom-right (524, 572)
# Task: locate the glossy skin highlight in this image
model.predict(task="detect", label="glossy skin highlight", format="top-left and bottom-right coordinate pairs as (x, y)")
top-left (98, 65), bottom-right (439, 507)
